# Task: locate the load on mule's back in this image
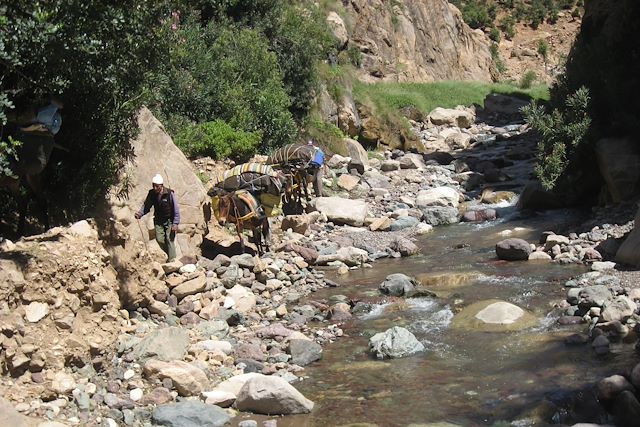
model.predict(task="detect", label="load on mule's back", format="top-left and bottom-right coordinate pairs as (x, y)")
top-left (0, 98), bottom-right (64, 235)
top-left (212, 162), bottom-right (286, 217)
top-left (266, 141), bottom-right (325, 214)
top-left (208, 162), bottom-right (285, 255)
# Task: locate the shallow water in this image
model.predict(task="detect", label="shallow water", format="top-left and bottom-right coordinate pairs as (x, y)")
top-left (230, 207), bottom-right (639, 426)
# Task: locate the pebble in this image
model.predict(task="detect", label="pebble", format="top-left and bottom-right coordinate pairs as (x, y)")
top-left (129, 388), bottom-right (143, 401)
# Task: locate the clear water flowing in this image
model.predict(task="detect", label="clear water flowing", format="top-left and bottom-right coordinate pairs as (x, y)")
top-left (231, 205), bottom-right (639, 427)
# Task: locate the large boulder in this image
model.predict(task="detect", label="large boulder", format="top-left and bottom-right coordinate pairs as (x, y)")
top-left (235, 374), bottom-right (314, 414)
top-left (379, 273), bottom-right (417, 296)
top-left (595, 138), bottom-right (640, 204)
top-left (428, 107), bottom-right (475, 128)
top-left (415, 187), bottom-right (461, 208)
top-left (496, 238), bottom-right (532, 261)
top-left (343, 0), bottom-right (492, 82)
top-left (312, 197), bottom-right (368, 226)
top-left (517, 182), bottom-right (566, 210)
top-left (152, 400), bottom-right (230, 427)
top-left (326, 11), bottom-right (348, 49)
top-left (103, 107), bottom-right (209, 259)
top-left (616, 206), bottom-right (640, 267)
top-left (452, 300), bottom-right (538, 332)
top-left (482, 93), bottom-right (529, 115)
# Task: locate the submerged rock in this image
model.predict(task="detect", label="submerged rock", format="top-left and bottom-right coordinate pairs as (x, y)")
top-left (451, 300), bottom-right (538, 332)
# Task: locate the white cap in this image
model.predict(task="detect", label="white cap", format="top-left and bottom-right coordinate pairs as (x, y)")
top-left (152, 174), bottom-right (164, 185)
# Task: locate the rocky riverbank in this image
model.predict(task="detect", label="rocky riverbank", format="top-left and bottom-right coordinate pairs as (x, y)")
top-left (1, 100), bottom-right (639, 426)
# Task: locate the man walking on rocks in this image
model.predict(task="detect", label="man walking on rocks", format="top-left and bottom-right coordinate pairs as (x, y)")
top-left (135, 174), bottom-right (180, 261)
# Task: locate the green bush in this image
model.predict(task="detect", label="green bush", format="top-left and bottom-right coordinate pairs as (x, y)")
top-left (490, 43), bottom-right (506, 74)
top-left (522, 86), bottom-right (591, 189)
top-left (462, 2), bottom-right (496, 29)
top-left (537, 39), bottom-right (550, 68)
top-left (499, 15), bottom-right (517, 40)
top-left (489, 27), bottom-right (501, 42)
top-left (346, 45), bottom-right (363, 68)
top-left (519, 70), bottom-right (538, 89)
top-left (175, 120), bottom-right (259, 161)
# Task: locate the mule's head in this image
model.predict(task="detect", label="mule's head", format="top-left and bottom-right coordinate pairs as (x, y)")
top-left (216, 194), bottom-right (231, 225)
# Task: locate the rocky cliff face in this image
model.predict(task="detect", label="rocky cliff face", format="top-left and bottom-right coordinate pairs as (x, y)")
top-left (333, 0), bottom-right (493, 82)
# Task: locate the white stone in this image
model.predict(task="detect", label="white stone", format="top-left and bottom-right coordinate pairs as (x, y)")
top-left (475, 302), bottom-right (524, 324)
top-left (130, 388), bottom-right (143, 401)
top-left (25, 302), bottom-right (49, 323)
top-left (123, 369), bottom-right (135, 380)
top-left (68, 220), bottom-right (96, 238)
top-left (52, 372), bottom-right (76, 395)
top-left (591, 261), bottom-right (616, 271)
top-left (179, 264), bottom-right (197, 274)
top-left (415, 223), bottom-right (433, 234)
top-left (201, 390), bottom-right (236, 407)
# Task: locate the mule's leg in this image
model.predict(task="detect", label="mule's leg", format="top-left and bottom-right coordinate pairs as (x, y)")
top-left (236, 222), bottom-right (245, 254)
top-left (262, 218), bottom-right (270, 253)
top-left (300, 171), bottom-right (311, 201)
top-left (253, 226), bottom-right (263, 256)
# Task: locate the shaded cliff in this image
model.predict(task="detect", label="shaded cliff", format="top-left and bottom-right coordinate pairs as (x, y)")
top-left (559, 0), bottom-right (640, 139)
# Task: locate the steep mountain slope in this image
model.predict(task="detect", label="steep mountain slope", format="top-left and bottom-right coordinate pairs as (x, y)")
top-left (330, 0), bottom-right (494, 82)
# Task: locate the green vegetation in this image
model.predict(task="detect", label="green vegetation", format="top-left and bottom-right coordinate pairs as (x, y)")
top-left (523, 86), bottom-right (591, 189)
top-left (523, 0), bottom-right (640, 199)
top-left (1, 1), bottom-right (169, 214)
top-left (1, 0), bottom-right (334, 221)
top-left (0, 137), bottom-right (21, 178)
top-left (451, 0), bottom-right (580, 38)
top-left (519, 70), bottom-right (538, 89)
top-left (354, 81), bottom-right (549, 116)
top-left (174, 120), bottom-right (259, 161)
top-left (489, 43), bottom-right (506, 75)
top-left (304, 118), bottom-right (346, 155)
top-left (537, 39), bottom-right (550, 69)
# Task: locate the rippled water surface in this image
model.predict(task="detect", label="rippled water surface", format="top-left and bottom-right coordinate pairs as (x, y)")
top-left (231, 208), bottom-right (639, 427)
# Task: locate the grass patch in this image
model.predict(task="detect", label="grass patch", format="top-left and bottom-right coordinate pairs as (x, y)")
top-left (353, 81), bottom-right (549, 116)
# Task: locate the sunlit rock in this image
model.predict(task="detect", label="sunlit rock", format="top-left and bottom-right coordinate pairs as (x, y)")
top-left (451, 299), bottom-right (538, 332)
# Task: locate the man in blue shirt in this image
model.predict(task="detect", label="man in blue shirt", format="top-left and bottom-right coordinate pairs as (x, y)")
top-left (135, 174), bottom-right (180, 261)
top-left (308, 140), bottom-right (325, 197)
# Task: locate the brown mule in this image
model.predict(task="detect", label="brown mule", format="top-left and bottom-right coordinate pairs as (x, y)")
top-left (215, 190), bottom-right (270, 256)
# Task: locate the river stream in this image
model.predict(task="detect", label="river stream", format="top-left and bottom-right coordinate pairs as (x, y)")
top-left (231, 205), bottom-right (638, 427)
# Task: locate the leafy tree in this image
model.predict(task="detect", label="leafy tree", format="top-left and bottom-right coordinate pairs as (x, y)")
top-left (537, 39), bottom-right (550, 71)
top-left (173, 0), bottom-right (333, 120)
top-left (1, 1), bottom-right (170, 215)
top-left (150, 13), bottom-right (297, 152)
